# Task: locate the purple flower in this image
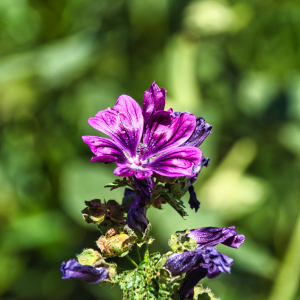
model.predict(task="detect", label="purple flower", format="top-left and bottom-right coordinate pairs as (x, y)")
top-left (187, 226), bottom-right (245, 249)
top-left (178, 247), bottom-right (233, 299)
top-left (83, 82), bottom-right (202, 179)
top-left (165, 246), bottom-right (233, 278)
top-left (165, 226), bottom-right (245, 300)
top-left (126, 177), bottom-right (154, 231)
top-left (60, 259), bottom-right (109, 283)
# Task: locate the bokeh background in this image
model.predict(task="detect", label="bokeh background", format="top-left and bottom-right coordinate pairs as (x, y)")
top-left (1, 0), bottom-right (300, 299)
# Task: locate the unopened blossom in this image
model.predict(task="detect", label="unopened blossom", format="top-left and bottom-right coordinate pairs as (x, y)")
top-left (83, 82), bottom-right (202, 179)
top-left (188, 226), bottom-right (245, 249)
top-left (60, 259), bottom-right (109, 283)
top-left (126, 177), bottom-right (154, 231)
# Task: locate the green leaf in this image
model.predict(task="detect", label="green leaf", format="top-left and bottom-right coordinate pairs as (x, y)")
top-left (104, 177), bottom-right (129, 191)
top-left (160, 192), bottom-right (188, 218)
top-left (165, 177), bottom-right (189, 199)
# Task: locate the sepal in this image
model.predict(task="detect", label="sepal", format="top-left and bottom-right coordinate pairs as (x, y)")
top-left (193, 285), bottom-right (219, 300)
top-left (97, 228), bottom-right (132, 257)
top-left (169, 230), bottom-right (197, 253)
top-left (77, 248), bottom-right (102, 266)
top-left (81, 199), bottom-right (125, 234)
top-left (124, 223), bottom-right (154, 247)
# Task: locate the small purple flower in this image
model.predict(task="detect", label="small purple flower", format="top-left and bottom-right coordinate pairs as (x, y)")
top-left (83, 82), bottom-right (202, 179)
top-left (165, 226), bottom-right (245, 300)
top-left (187, 226), bottom-right (245, 249)
top-left (60, 259), bottom-right (109, 283)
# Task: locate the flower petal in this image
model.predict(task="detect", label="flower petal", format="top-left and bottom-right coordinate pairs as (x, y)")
top-left (82, 135), bottom-right (126, 163)
top-left (114, 165), bottom-right (135, 177)
top-left (181, 117), bottom-right (212, 147)
top-left (147, 147), bottom-right (202, 177)
top-left (142, 111), bottom-right (196, 158)
top-left (88, 95), bottom-right (143, 157)
top-left (126, 194), bottom-right (149, 232)
top-left (142, 82), bottom-right (166, 125)
top-left (60, 259), bottom-right (109, 283)
top-left (189, 155), bottom-right (210, 185)
top-left (188, 226), bottom-right (245, 249)
top-left (114, 164), bottom-right (153, 179)
top-left (165, 250), bottom-right (203, 276)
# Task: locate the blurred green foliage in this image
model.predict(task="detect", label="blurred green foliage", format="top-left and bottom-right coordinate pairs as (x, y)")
top-left (1, 0), bottom-right (300, 299)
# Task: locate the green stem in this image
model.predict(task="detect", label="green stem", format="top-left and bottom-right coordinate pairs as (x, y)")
top-left (125, 255), bottom-right (138, 268)
top-left (144, 244), bottom-right (149, 262)
top-left (136, 245), bottom-right (142, 263)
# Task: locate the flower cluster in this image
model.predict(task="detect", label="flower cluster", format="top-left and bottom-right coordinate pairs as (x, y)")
top-left (60, 82), bottom-right (244, 300)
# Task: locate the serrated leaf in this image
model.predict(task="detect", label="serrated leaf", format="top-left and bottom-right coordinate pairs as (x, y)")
top-left (161, 192), bottom-right (188, 218)
top-left (105, 177), bottom-right (129, 191)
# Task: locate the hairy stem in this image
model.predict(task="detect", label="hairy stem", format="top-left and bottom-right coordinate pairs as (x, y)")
top-left (136, 245), bottom-right (142, 263)
top-left (144, 244), bottom-right (149, 262)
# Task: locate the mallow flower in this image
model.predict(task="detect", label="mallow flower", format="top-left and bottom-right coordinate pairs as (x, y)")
top-left (83, 82), bottom-right (203, 180)
top-left (60, 259), bottom-right (109, 283)
top-left (165, 226), bottom-right (245, 299)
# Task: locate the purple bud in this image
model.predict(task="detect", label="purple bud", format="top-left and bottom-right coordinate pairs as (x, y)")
top-left (126, 194), bottom-right (149, 232)
top-left (188, 226), bottom-right (245, 249)
top-left (60, 259), bottom-right (109, 283)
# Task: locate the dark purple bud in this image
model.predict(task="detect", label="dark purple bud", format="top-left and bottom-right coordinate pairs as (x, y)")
top-left (179, 267), bottom-right (208, 300)
top-left (126, 194), bottom-right (149, 232)
top-left (142, 81), bottom-right (167, 125)
top-left (182, 117), bottom-right (212, 147)
top-left (60, 259), bottom-right (109, 283)
top-left (188, 226), bottom-right (245, 249)
top-left (133, 177), bottom-right (154, 206)
top-left (188, 185), bottom-right (200, 212)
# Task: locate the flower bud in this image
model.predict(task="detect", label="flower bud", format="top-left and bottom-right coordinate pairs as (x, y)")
top-left (97, 231), bottom-right (131, 257)
top-left (77, 248), bottom-right (101, 266)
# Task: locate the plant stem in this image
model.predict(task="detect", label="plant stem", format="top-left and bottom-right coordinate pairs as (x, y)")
top-left (144, 244), bottom-right (149, 262)
top-left (136, 244), bottom-right (142, 263)
top-left (125, 255), bottom-right (138, 268)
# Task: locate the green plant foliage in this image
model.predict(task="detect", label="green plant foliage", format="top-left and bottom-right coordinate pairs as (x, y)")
top-left (160, 192), bottom-right (188, 218)
top-left (168, 230), bottom-right (197, 253)
top-left (116, 252), bottom-right (174, 300)
top-left (105, 178), bottom-right (130, 191)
